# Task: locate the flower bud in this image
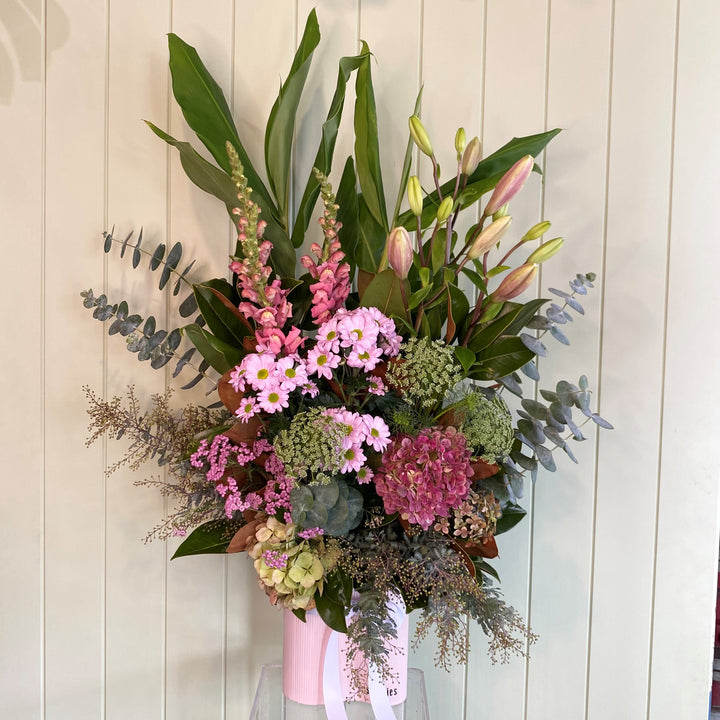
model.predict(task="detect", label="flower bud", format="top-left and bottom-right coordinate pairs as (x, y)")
top-left (490, 263), bottom-right (538, 302)
top-left (467, 215), bottom-right (512, 260)
top-left (386, 226), bottom-right (414, 280)
top-left (492, 204), bottom-right (509, 220)
top-left (409, 115), bottom-right (433, 156)
top-left (461, 136), bottom-right (482, 176)
top-left (521, 220), bottom-right (551, 242)
top-left (436, 197), bottom-right (454, 224)
top-left (455, 127), bottom-right (466, 159)
top-left (484, 155), bottom-right (534, 216)
top-left (525, 237), bottom-right (564, 264)
top-left (407, 175), bottom-right (423, 216)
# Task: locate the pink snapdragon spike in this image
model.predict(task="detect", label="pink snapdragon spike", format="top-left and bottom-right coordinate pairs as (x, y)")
top-left (484, 154), bottom-right (534, 216)
top-left (386, 226), bottom-right (413, 280)
top-left (374, 427), bottom-right (474, 530)
top-left (299, 169), bottom-right (351, 325)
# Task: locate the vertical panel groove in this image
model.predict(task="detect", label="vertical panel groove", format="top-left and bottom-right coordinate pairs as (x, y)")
top-left (40, 0), bottom-right (48, 717)
top-left (583, 1), bottom-right (616, 716)
top-left (645, 0), bottom-right (681, 716)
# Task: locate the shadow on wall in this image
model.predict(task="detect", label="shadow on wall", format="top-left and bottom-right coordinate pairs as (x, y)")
top-left (0, 0), bottom-right (69, 104)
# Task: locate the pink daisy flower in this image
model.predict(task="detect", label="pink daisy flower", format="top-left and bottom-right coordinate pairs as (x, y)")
top-left (257, 384), bottom-right (290, 413)
top-left (306, 346), bottom-right (341, 380)
top-left (356, 466), bottom-right (374, 484)
top-left (229, 365), bottom-right (246, 392)
top-left (363, 415), bottom-right (391, 452)
top-left (341, 445), bottom-right (366, 474)
top-left (242, 353), bottom-right (277, 391)
top-left (367, 376), bottom-right (386, 396)
top-left (275, 356), bottom-right (308, 391)
top-left (235, 397), bottom-right (257, 423)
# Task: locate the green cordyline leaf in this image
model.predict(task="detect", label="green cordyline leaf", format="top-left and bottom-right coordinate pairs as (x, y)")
top-left (171, 520), bottom-right (241, 559)
top-left (291, 46), bottom-right (372, 248)
top-left (354, 41), bottom-right (388, 233)
top-left (494, 504), bottom-right (527, 535)
top-left (467, 298), bottom-right (547, 352)
top-left (356, 194), bottom-right (387, 273)
top-left (166, 33), bottom-right (275, 210)
top-left (335, 157), bottom-right (360, 271)
top-left (265, 9), bottom-right (321, 221)
top-left (146, 122), bottom-right (239, 214)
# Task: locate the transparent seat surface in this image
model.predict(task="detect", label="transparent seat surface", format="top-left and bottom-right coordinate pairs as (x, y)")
top-left (249, 664), bottom-right (430, 720)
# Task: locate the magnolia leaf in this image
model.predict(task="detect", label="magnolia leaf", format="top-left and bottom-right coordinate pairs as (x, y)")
top-left (172, 520), bottom-right (241, 559)
top-left (359, 268), bottom-right (408, 319)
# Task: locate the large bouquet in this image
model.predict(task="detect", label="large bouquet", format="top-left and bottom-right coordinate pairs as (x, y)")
top-left (83, 11), bottom-right (610, 684)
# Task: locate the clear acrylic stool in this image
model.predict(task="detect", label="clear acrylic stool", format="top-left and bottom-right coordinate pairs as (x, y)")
top-left (249, 664), bottom-right (430, 719)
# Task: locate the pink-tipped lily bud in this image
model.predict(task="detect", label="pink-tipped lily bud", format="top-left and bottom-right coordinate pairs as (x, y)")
top-left (409, 115), bottom-right (433, 157)
top-left (436, 197), bottom-right (454, 224)
top-left (490, 263), bottom-right (538, 302)
top-left (492, 204), bottom-right (509, 220)
top-left (455, 127), bottom-right (466, 159)
top-left (526, 237), bottom-right (564, 264)
top-left (467, 215), bottom-right (512, 260)
top-left (461, 136), bottom-right (482, 176)
top-left (387, 226), bottom-right (414, 280)
top-left (521, 220), bottom-right (551, 242)
top-left (484, 155), bottom-right (534, 216)
top-left (407, 175), bottom-right (423, 217)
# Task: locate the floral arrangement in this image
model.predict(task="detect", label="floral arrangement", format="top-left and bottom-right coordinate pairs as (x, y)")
top-left (82, 11), bottom-right (611, 684)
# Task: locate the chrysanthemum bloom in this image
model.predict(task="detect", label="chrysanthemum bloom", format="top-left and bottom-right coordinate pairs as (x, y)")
top-left (374, 426), bottom-right (474, 530)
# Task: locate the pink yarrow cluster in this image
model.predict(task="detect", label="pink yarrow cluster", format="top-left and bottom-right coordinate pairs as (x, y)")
top-left (228, 307), bottom-right (402, 422)
top-left (191, 435), bottom-right (293, 520)
top-left (374, 426), bottom-right (475, 530)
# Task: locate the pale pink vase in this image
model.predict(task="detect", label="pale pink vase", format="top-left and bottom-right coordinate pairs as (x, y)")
top-left (282, 608), bottom-right (409, 706)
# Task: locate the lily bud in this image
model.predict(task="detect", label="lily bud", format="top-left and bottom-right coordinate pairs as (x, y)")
top-left (461, 136), bottom-right (482, 176)
top-left (407, 176), bottom-right (423, 217)
top-left (526, 237), bottom-right (564, 264)
top-left (467, 216), bottom-right (512, 260)
top-left (490, 263), bottom-right (538, 302)
top-left (436, 197), bottom-right (454, 224)
top-left (409, 115), bottom-right (433, 156)
top-left (455, 127), bottom-right (466, 159)
top-left (521, 220), bottom-right (551, 242)
top-left (492, 204), bottom-right (509, 221)
top-left (386, 227), bottom-right (414, 280)
top-left (484, 155), bottom-right (534, 216)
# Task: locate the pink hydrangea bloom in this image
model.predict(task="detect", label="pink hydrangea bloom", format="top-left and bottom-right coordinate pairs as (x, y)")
top-left (374, 427), bottom-right (475, 530)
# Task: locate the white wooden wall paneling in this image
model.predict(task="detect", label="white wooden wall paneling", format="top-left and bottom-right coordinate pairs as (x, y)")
top-left (467, 2), bottom-right (550, 718)
top-left (227, 5), bottom-right (297, 714)
top-left (0, 1), bottom-right (45, 717)
top-left (163, 5), bottom-right (236, 719)
top-left (587, 1), bottom-right (677, 718)
top-left (43, 1), bottom-right (107, 719)
top-left (105, 0), bottom-right (170, 717)
top-left (527, 1), bottom-right (612, 718)
top-left (650, 0), bottom-right (720, 717)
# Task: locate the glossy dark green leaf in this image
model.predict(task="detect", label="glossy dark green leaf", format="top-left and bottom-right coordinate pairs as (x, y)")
top-left (166, 33), bottom-right (274, 209)
top-left (315, 582), bottom-right (348, 633)
top-left (291, 47), bottom-right (369, 248)
top-left (447, 283), bottom-right (469, 343)
top-left (354, 41), bottom-right (388, 232)
top-left (359, 268), bottom-right (408, 319)
top-left (495, 503), bottom-right (527, 535)
top-left (471, 337), bottom-right (535, 380)
top-left (193, 279), bottom-right (251, 346)
top-left (171, 520), bottom-right (240, 559)
top-left (182, 322), bottom-right (240, 373)
top-left (473, 558), bottom-right (500, 583)
top-left (265, 9), bottom-right (320, 219)
top-left (453, 345), bottom-right (476, 372)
